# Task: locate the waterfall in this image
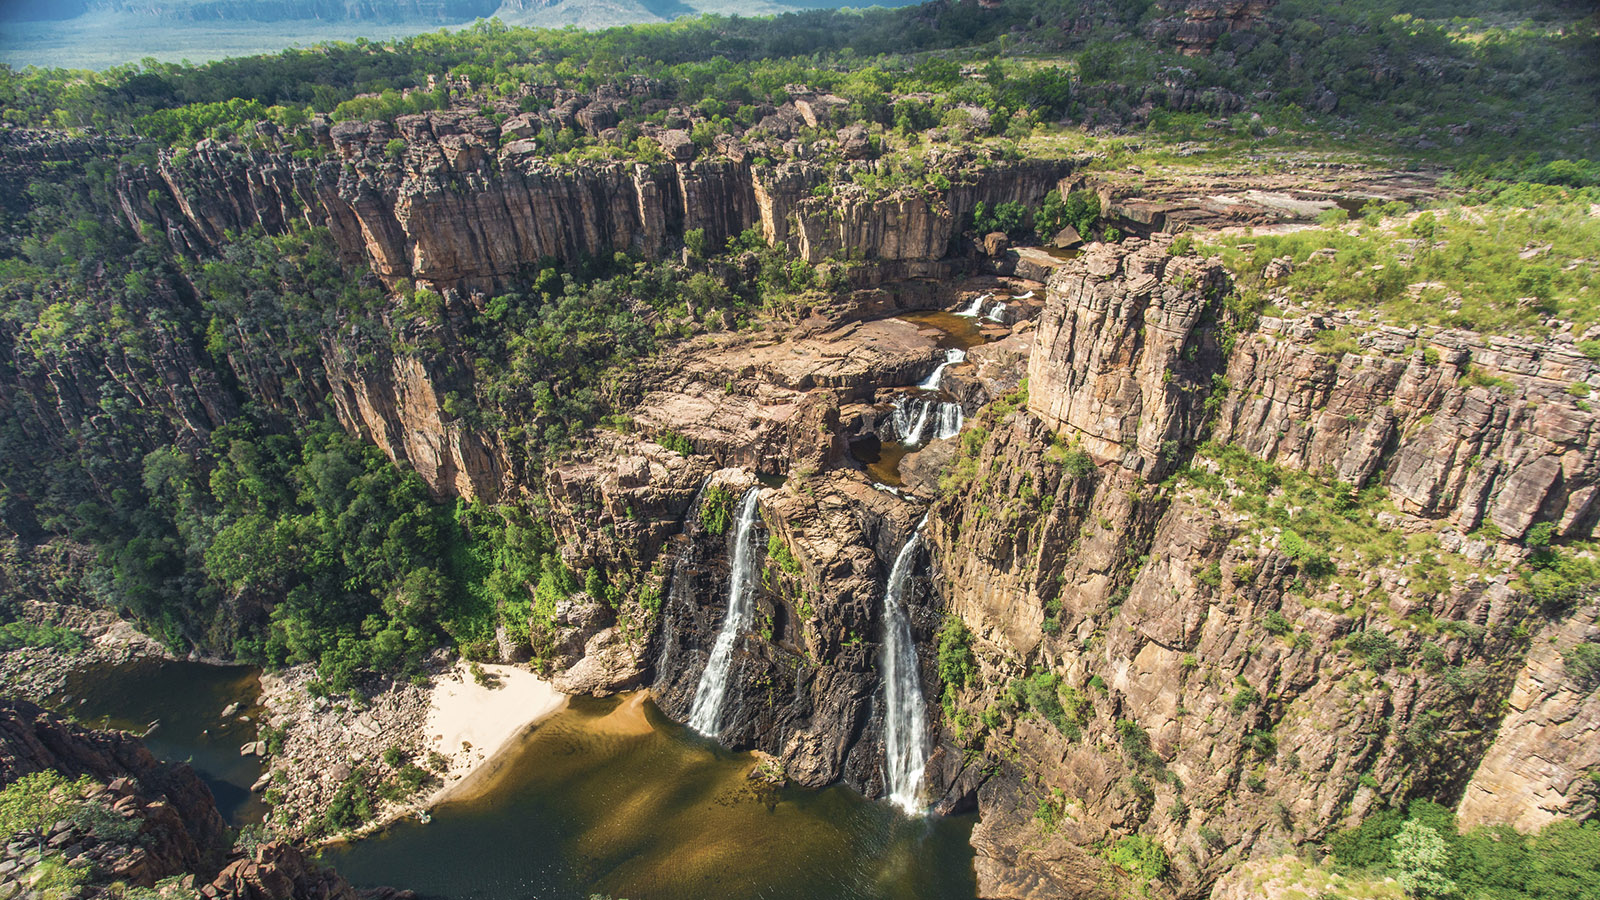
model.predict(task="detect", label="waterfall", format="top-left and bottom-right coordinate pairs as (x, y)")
top-left (954, 293), bottom-right (990, 317)
top-left (891, 396), bottom-right (935, 446)
top-left (687, 488), bottom-right (763, 737)
top-left (985, 301), bottom-right (1008, 323)
top-left (934, 402), bottom-right (964, 440)
top-left (917, 348), bottom-right (967, 391)
top-left (1014, 290), bottom-right (1035, 300)
top-left (881, 521), bottom-right (931, 815)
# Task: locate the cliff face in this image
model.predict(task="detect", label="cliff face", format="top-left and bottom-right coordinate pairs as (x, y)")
top-left (928, 236), bottom-right (1599, 899)
top-left (1456, 599), bottom-right (1600, 830)
top-left (116, 114), bottom-right (1076, 292)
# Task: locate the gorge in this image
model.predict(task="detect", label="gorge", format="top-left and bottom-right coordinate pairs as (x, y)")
top-left (1, 2), bottom-right (1598, 900)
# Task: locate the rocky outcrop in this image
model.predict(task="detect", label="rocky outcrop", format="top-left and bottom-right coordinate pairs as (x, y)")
top-left (0, 698), bottom-right (227, 880)
top-left (0, 698), bottom-right (403, 899)
top-left (650, 471), bottom-right (936, 794)
top-left (1147, 0), bottom-right (1279, 55)
top-left (1027, 235), bottom-right (1231, 480)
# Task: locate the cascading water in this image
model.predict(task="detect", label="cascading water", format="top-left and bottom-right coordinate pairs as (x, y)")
top-left (984, 301), bottom-right (1008, 323)
top-left (687, 489), bottom-right (763, 737)
top-left (881, 520), bottom-right (931, 815)
top-left (890, 396), bottom-right (963, 446)
top-left (917, 348), bottom-right (966, 391)
top-left (934, 402), bottom-right (964, 440)
top-left (954, 293), bottom-right (990, 317)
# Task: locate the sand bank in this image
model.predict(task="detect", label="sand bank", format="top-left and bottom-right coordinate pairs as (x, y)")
top-left (423, 661), bottom-right (569, 803)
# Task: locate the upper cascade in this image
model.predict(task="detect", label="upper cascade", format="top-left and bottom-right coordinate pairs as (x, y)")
top-left (955, 293), bottom-right (991, 317)
top-left (880, 517), bottom-right (931, 815)
top-left (687, 488), bottom-right (764, 737)
top-left (917, 348), bottom-right (967, 392)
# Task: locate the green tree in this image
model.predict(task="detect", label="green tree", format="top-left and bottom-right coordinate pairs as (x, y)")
top-left (1393, 819), bottom-right (1455, 898)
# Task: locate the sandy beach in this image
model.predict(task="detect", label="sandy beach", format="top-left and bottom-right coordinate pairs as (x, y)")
top-left (423, 661), bottom-right (569, 803)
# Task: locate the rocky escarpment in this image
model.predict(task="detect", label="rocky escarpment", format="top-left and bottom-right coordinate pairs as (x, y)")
top-left (0, 698), bottom-right (388, 900)
top-left (924, 236), bottom-right (1599, 899)
top-left (114, 111), bottom-right (1075, 292)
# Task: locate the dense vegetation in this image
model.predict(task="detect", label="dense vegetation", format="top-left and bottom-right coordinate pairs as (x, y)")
top-left (1329, 800), bottom-right (1600, 900)
top-left (0, 0), bottom-right (1594, 165)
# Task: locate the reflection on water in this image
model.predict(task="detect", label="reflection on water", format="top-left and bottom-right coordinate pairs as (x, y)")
top-left (325, 694), bottom-right (978, 900)
top-left (53, 657), bottom-right (267, 825)
top-left (897, 311), bottom-right (989, 352)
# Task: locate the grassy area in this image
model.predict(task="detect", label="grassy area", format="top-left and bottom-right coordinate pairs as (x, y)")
top-left (1177, 442), bottom-right (1509, 623)
top-left (1196, 194), bottom-right (1600, 338)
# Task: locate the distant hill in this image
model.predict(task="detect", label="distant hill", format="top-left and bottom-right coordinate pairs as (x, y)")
top-left (0, 0), bottom-right (922, 68)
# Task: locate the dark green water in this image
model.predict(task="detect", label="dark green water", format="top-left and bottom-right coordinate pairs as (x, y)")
top-left (52, 657), bottom-right (267, 826)
top-left (325, 693), bottom-right (979, 900)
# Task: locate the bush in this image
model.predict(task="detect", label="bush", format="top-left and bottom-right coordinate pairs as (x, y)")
top-left (0, 622), bottom-right (84, 653)
top-left (699, 485), bottom-right (738, 536)
top-left (937, 618), bottom-right (977, 696)
top-left (1230, 684), bottom-right (1261, 712)
top-left (1013, 670), bottom-right (1079, 738)
top-left (1346, 631), bottom-right (1399, 671)
top-left (1116, 719), bottom-right (1161, 769)
top-left (1261, 609), bottom-right (1293, 636)
top-left (1563, 642), bottom-right (1600, 689)
top-left (1108, 834), bottom-right (1169, 881)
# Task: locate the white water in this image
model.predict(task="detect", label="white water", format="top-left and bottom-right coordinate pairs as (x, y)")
top-left (687, 489), bottom-right (763, 737)
top-left (934, 402), bottom-right (964, 440)
top-left (1014, 290), bottom-right (1035, 300)
top-left (890, 396), bottom-right (963, 446)
top-left (881, 520), bottom-right (931, 815)
top-left (917, 348), bottom-right (967, 391)
top-left (984, 301), bottom-right (1008, 323)
top-left (954, 293), bottom-right (991, 317)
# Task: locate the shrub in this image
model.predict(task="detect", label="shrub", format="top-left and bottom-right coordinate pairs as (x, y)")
top-left (937, 618), bottom-right (977, 696)
top-left (766, 535), bottom-right (801, 575)
top-left (1117, 719), bottom-right (1161, 769)
top-left (1346, 631), bottom-right (1399, 671)
top-left (1564, 642), bottom-right (1600, 689)
top-left (656, 430), bottom-right (695, 456)
top-left (1014, 670), bottom-right (1078, 738)
top-left (0, 622), bottom-right (84, 653)
top-left (699, 485), bottom-right (738, 536)
top-left (1108, 834), bottom-right (1169, 881)
top-left (1230, 684), bottom-right (1261, 712)
top-left (1261, 609), bottom-right (1293, 636)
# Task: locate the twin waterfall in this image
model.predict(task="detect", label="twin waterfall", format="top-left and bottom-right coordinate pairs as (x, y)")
top-left (881, 520), bottom-right (931, 815)
top-left (687, 489), bottom-right (764, 736)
